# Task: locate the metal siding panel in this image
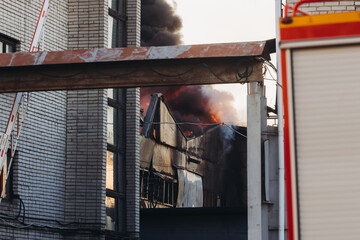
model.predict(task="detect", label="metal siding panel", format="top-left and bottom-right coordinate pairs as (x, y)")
top-left (292, 45), bottom-right (360, 240)
top-left (176, 169), bottom-right (203, 208)
top-left (140, 136), bottom-right (156, 169)
top-left (159, 101), bottom-right (186, 149)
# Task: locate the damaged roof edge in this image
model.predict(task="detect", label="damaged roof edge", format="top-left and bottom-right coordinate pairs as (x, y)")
top-left (0, 39), bottom-right (276, 68)
top-left (142, 93), bottom-right (188, 139)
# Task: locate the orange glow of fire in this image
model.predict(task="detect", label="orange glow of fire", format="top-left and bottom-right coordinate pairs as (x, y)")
top-left (184, 130), bottom-right (193, 137)
top-left (210, 114), bottom-right (218, 123)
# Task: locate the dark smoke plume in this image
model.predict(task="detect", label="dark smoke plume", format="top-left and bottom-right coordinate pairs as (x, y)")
top-left (141, 0), bottom-right (183, 46)
top-left (140, 0), bottom-right (240, 137)
top-left (141, 86), bottom-right (240, 136)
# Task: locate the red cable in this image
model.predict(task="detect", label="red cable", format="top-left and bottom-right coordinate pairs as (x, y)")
top-left (289, 4), bottom-right (310, 16)
top-left (293, 0), bottom-right (339, 16)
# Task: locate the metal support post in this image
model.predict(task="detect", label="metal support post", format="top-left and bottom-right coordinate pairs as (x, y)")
top-left (247, 81), bottom-right (265, 240)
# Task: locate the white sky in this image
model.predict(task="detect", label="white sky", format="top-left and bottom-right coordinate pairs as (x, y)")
top-left (166, 0), bottom-right (278, 125)
top-left (171, 0), bottom-right (276, 44)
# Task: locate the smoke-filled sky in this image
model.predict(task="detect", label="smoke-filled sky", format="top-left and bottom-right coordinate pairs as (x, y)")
top-left (141, 0), bottom-right (278, 129)
top-left (170, 0), bottom-right (278, 125)
top-left (168, 0), bottom-right (278, 122)
top-left (141, 0), bottom-right (183, 46)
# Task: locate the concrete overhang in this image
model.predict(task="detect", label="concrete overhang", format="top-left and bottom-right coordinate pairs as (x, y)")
top-left (0, 39), bottom-right (275, 92)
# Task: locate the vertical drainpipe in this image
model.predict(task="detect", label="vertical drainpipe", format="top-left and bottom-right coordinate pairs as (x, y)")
top-left (275, 0), bottom-right (285, 240)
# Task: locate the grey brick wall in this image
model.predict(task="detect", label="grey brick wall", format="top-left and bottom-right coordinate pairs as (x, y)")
top-left (66, 0), bottom-right (142, 238)
top-left (65, 89), bottom-right (107, 240)
top-left (127, 0), bottom-right (141, 47)
top-left (65, 1), bottom-right (108, 239)
top-left (68, 0), bottom-right (107, 50)
top-left (0, 0), bottom-right (142, 239)
top-left (0, 1), bottom-right (68, 239)
top-left (287, 0), bottom-right (360, 14)
top-left (0, 0), bottom-right (68, 52)
top-left (126, 0), bottom-right (141, 238)
top-left (125, 88), bottom-right (140, 239)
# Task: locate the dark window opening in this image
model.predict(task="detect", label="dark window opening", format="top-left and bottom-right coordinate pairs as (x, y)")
top-left (0, 33), bottom-right (18, 53)
top-left (140, 169), bottom-right (178, 208)
top-left (0, 34), bottom-right (17, 202)
top-left (0, 149), bottom-right (14, 201)
top-left (108, 0), bottom-right (127, 48)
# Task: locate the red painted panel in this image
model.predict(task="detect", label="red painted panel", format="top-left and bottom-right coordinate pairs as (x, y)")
top-left (281, 22), bottom-right (360, 41)
top-left (281, 49), bottom-right (295, 240)
top-left (280, 11), bottom-right (360, 240)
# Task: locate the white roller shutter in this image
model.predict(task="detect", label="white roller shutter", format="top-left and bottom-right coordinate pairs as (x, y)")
top-left (292, 45), bottom-right (360, 240)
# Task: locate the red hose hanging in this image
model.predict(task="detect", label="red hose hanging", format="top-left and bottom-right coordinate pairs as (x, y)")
top-left (286, 4), bottom-right (310, 16)
top-left (284, 0), bottom-right (340, 18)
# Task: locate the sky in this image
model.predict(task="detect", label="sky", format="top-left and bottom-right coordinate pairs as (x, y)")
top-left (166, 0), bottom-right (278, 125)
top-left (170, 0), bottom-right (276, 44)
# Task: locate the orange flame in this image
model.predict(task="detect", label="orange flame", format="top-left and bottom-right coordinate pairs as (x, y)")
top-left (210, 114), bottom-right (218, 123)
top-left (184, 130), bottom-right (193, 137)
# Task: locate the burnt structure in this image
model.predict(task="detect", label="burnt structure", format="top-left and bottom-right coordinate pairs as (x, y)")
top-left (140, 93), bottom-right (247, 209)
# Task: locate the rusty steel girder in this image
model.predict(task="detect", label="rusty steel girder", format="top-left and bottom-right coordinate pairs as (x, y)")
top-left (0, 40), bottom-right (274, 92)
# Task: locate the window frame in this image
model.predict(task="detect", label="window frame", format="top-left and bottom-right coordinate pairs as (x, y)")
top-left (108, 0), bottom-right (127, 48)
top-left (0, 33), bottom-right (18, 53)
top-left (0, 33), bottom-right (18, 201)
top-left (106, 89), bottom-right (127, 233)
top-left (0, 149), bottom-right (15, 202)
top-left (106, 0), bottom-right (127, 234)
top-left (140, 169), bottom-right (178, 208)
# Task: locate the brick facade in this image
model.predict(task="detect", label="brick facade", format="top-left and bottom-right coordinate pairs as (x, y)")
top-left (0, 0), bottom-right (141, 239)
top-left (126, 0), bottom-right (141, 238)
top-left (0, 1), bottom-right (68, 239)
top-left (65, 90), bottom-right (107, 240)
top-left (125, 88), bottom-right (141, 238)
top-left (68, 0), bottom-right (108, 50)
top-left (65, 1), bottom-right (108, 239)
top-left (127, 0), bottom-right (141, 47)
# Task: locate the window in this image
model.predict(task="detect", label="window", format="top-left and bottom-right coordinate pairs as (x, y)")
top-left (140, 169), bottom-right (178, 208)
top-left (0, 34), bottom-right (17, 201)
top-left (108, 0), bottom-right (126, 48)
top-left (106, 89), bottom-right (126, 232)
top-left (0, 33), bottom-right (18, 53)
top-left (106, 0), bottom-right (127, 233)
top-left (0, 149), bottom-right (14, 201)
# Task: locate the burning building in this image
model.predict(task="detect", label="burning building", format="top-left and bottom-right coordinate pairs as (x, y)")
top-left (140, 93), bottom-right (247, 209)
top-left (140, 92), bottom-right (280, 240)
top-left (140, 85), bottom-right (241, 137)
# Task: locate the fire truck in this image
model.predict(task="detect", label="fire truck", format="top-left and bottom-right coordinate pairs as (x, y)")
top-left (279, 1), bottom-right (360, 239)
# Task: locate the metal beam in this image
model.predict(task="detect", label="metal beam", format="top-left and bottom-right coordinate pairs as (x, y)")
top-left (0, 59), bottom-right (263, 92)
top-left (0, 41), bottom-right (272, 67)
top-left (0, 41), bottom-right (274, 92)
